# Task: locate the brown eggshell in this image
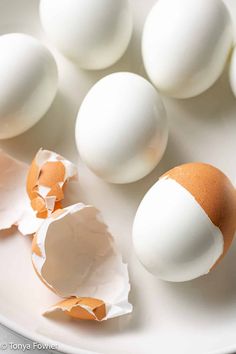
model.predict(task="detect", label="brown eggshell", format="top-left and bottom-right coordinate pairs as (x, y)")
top-left (26, 150), bottom-right (77, 219)
top-left (26, 158), bottom-right (39, 200)
top-left (32, 235), bottom-right (42, 257)
top-left (54, 297), bottom-right (106, 321)
top-left (38, 161), bottom-right (65, 187)
top-left (162, 162), bottom-right (236, 263)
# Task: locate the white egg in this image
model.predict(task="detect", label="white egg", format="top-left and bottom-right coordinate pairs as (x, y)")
top-left (0, 33), bottom-right (58, 139)
top-left (142, 0), bottom-right (233, 99)
top-left (39, 0), bottom-right (133, 70)
top-left (229, 46), bottom-right (236, 97)
top-left (75, 72), bottom-right (168, 184)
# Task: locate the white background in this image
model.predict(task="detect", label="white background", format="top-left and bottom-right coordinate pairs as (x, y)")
top-left (0, 0), bottom-right (236, 353)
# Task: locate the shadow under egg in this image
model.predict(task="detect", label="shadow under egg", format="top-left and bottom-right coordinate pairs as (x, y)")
top-left (160, 234), bottom-right (236, 313)
top-left (0, 90), bottom-right (70, 161)
top-left (0, 0), bottom-right (42, 38)
top-left (110, 132), bottom-right (189, 212)
top-left (68, 21), bottom-right (147, 87)
top-left (172, 63), bottom-right (236, 124)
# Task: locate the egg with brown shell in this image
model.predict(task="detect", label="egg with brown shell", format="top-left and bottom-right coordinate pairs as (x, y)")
top-left (133, 163), bottom-right (236, 282)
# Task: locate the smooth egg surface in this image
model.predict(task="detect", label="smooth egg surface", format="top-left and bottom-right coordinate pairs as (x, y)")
top-left (40, 0), bottom-right (133, 70)
top-left (0, 33), bottom-right (58, 139)
top-left (75, 72), bottom-right (168, 184)
top-left (142, 0), bottom-right (233, 98)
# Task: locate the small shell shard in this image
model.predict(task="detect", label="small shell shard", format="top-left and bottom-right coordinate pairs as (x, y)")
top-left (32, 235), bottom-right (42, 257)
top-left (27, 149), bottom-right (78, 218)
top-left (44, 297), bottom-right (106, 321)
top-left (0, 150), bottom-right (43, 235)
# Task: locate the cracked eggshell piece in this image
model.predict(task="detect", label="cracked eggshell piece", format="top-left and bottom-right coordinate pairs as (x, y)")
top-left (76, 72), bottom-right (168, 184)
top-left (44, 297), bottom-right (106, 321)
top-left (0, 150), bottom-right (42, 235)
top-left (133, 163), bottom-right (236, 282)
top-left (32, 203), bottom-right (132, 321)
top-left (27, 149), bottom-right (78, 219)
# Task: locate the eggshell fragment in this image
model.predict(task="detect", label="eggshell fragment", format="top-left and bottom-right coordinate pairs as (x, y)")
top-left (0, 150), bottom-right (42, 235)
top-left (44, 297), bottom-right (106, 321)
top-left (32, 203), bottom-right (132, 320)
top-left (27, 149), bottom-right (77, 218)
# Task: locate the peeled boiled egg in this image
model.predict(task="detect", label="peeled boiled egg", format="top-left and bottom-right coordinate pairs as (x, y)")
top-left (0, 33), bottom-right (58, 139)
top-left (133, 163), bottom-right (236, 282)
top-left (39, 0), bottom-right (133, 70)
top-left (142, 0), bottom-right (233, 98)
top-left (75, 72), bottom-right (168, 184)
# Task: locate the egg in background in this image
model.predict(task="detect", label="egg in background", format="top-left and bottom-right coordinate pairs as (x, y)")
top-left (133, 163), bottom-right (236, 282)
top-left (75, 72), bottom-right (168, 184)
top-left (0, 33), bottom-right (58, 139)
top-left (39, 0), bottom-right (133, 70)
top-left (142, 0), bottom-right (233, 98)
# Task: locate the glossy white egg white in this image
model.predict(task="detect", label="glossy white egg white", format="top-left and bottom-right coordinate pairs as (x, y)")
top-left (75, 72), bottom-right (168, 184)
top-left (142, 0), bottom-right (233, 98)
top-left (39, 0), bottom-right (133, 70)
top-left (0, 33), bottom-right (58, 139)
top-left (132, 178), bottom-right (224, 282)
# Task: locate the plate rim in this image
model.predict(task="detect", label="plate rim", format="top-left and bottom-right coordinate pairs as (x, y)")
top-left (0, 312), bottom-right (235, 354)
top-left (0, 312), bottom-right (101, 354)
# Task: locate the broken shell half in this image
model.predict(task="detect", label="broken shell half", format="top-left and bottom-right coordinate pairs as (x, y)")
top-left (0, 150), bottom-right (42, 235)
top-left (32, 203), bottom-right (132, 321)
top-left (27, 149), bottom-right (77, 218)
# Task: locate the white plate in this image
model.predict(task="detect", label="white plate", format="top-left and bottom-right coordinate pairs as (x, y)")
top-left (0, 0), bottom-right (236, 353)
